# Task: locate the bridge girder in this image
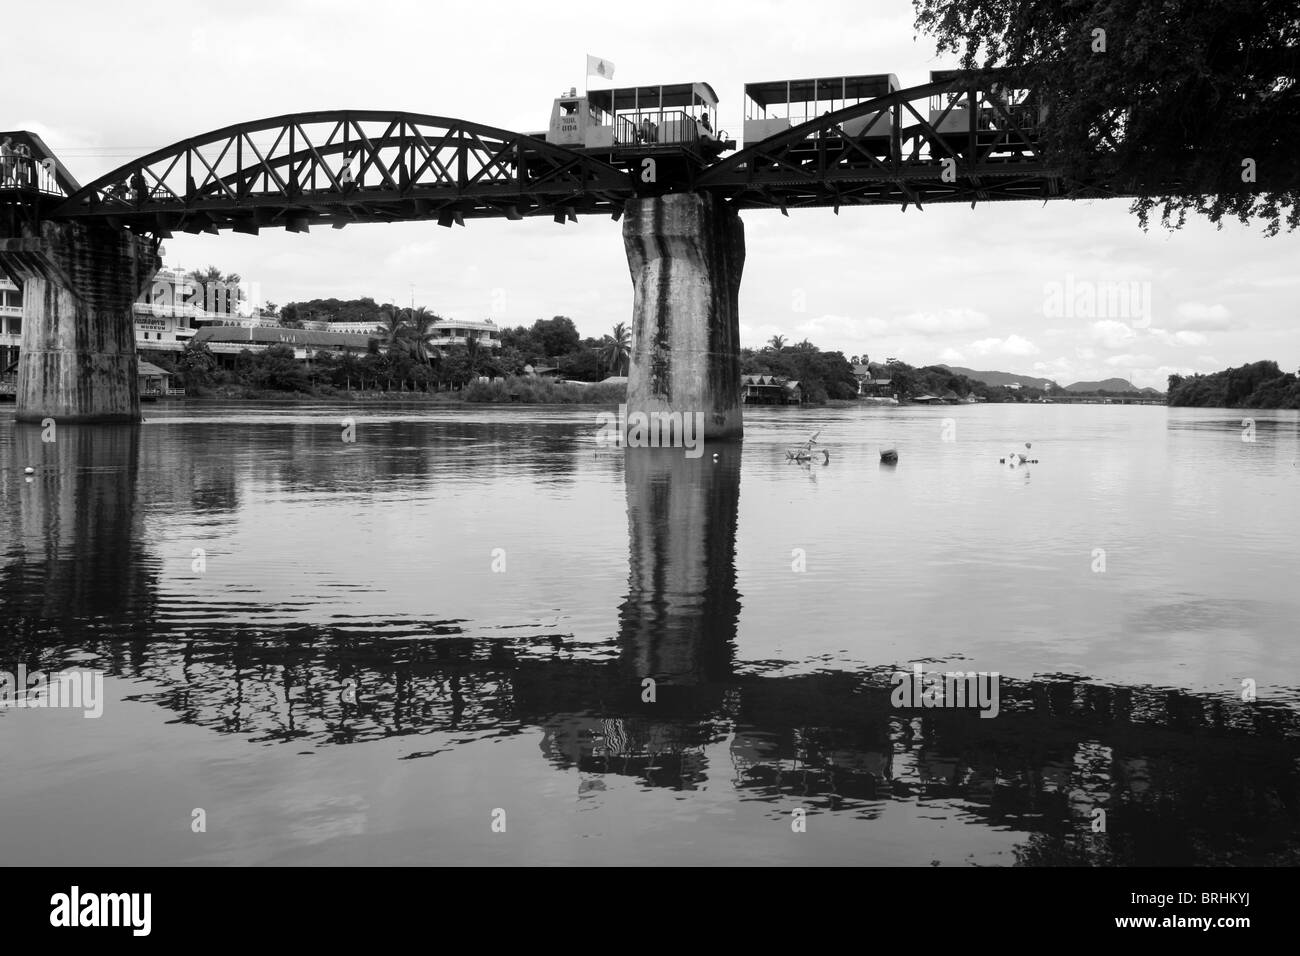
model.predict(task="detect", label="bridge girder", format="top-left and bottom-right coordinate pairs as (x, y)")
top-left (696, 73), bottom-right (1125, 212)
top-left (49, 110), bottom-right (638, 235)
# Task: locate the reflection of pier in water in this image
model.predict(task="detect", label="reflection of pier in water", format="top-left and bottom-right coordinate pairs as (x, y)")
top-left (1, 435), bottom-right (1298, 865)
top-left (0, 424), bottom-right (158, 644)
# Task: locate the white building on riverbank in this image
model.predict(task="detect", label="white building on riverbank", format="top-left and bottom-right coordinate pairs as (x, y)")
top-left (1, 276), bottom-right (20, 372)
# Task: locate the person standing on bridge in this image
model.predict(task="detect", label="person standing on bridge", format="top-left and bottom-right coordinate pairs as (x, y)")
top-left (0, 138), bottom-right (12, 187)
top-left (699, 110), bottom-right (713, 140)
top-left (13, 143), bottom-right (32, 188)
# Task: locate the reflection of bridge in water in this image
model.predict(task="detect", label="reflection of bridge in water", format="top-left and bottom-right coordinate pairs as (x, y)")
top-left (2, 428), bottom-right (1299, 865)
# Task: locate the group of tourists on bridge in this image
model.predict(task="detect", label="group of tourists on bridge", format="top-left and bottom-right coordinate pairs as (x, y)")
top-left (0, 137), bottom-right (54, 191)
top-left (0, 137), bottom-right (36, 189)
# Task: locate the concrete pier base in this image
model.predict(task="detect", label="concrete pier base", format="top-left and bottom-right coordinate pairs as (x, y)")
top-left (0, 221), bottom-right (160, 423)
top-left (622, 192), bottom-right (744, 441)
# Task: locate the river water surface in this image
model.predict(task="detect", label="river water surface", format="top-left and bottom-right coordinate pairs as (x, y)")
top-left (1, 401), bottom-right (1297, 865)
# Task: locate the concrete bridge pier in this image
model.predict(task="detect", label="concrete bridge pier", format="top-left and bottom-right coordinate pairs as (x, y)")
top-left (622, 192), bottom-right (744, 441)
top-left (0, 221), bottom-right (160, 423)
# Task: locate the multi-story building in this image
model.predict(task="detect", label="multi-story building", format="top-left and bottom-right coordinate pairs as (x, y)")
top-left (2, 266), bottom-right (503, 373)
top-left (189, 325), bottom-right (373, 360)
top-left (134, 266), bottom-right (253, 351)
top-left (327, 320), bottom-right (384, 335)
top-left (425, 317), bottom-right (501, 349)
top-left (0, 275), bottom-right (20, 372)
top-left (326, 316), bottom-right (501, 348)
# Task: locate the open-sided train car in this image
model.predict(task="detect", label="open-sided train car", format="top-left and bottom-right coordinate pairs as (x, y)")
top-left (539, 81), bottom-right (733, 170)
top-left (742, 73), bottom-right (900, 149)
top-left (924, 69), bottom-right (1048, 160)
top-left (737, 70), bottom-right (1049, 169)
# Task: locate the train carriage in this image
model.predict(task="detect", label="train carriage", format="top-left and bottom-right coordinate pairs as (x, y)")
top-left (741, 73), bottom-right (900, 148)
top-left (923, 69), bottom-right (1048, 162)
top-left (540, 81), bottom-right (733, 173)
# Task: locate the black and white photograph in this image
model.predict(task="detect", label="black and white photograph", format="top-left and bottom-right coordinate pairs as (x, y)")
top-left (1, 0), bottom-right (1296, 925)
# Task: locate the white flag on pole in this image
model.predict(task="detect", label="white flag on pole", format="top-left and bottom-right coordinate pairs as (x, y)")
top-left (586, 55), bottom-right (615, 80)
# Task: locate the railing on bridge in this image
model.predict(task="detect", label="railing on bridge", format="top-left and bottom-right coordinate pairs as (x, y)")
top-left (1, 133), bottom-right (77, 200)
top-left (615, 110), bottom-right (702, 146)
top-left (0, 155), bottom-right (64, 197)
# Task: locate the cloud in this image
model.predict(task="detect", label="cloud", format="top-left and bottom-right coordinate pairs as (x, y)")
top-left (1088, 320), bottom-right (1137, 350)
top-left (1105, 353), bottom-right (1158, 367)
top-left (790, 314), bottom-right (890, 341)
top-left (1173, 302), bottom-right (1235, 330)
top-left (1150, 328), bottom-right (1208, 347)
top-left (967, 334), bottom-right (1040, 357)
top-left (893, 308), bottom-right (990, 335)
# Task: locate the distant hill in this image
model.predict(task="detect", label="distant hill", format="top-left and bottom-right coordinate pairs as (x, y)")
top-left (1064, 378), bottom-right (1158, 393)
top-left (939, 365), bottom-right (1059, 390)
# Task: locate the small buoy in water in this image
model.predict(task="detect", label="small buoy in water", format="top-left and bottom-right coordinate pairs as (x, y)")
top-left (24, 467), bottom-right (34, 475)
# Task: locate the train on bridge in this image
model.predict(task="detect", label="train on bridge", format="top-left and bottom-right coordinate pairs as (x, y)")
top-left (1, 66), bottom-right (1061, 240)
top-left (538, 70), bottom-right (1048, 177)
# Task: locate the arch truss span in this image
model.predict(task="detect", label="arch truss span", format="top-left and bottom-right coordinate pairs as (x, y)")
top-left (699, 72), bottom-right (1131, 214)
top-left (51, 110), bottom-right (637, 236)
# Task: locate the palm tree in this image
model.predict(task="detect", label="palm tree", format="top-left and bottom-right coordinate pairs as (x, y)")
top-left (378, 309), bottom-right (409, 355)
top-left (188, 266), bottom-right (243, 314)
top-left (405, 306), bottom-right (443, 366)
top-left (599, 321), bottom-right (631, 377)
top-left (768, 334), bottom-right (787, 351)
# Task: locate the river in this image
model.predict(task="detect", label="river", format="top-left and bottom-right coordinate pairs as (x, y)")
top-left (1, 401), bottom-right (1297, 865)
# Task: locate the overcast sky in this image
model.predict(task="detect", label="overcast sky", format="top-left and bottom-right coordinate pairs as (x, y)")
top-left (9, 0), bottom-right (1297, 387)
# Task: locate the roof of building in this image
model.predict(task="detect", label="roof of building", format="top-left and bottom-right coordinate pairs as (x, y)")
top-left (600, 375), bottom-right (629, 385)
top-left (852, 364), bottom-right (892, 379)
top-left (137, 360), bottom-right (171, 376)
top-left (192, 326), bottom-right (374, 349)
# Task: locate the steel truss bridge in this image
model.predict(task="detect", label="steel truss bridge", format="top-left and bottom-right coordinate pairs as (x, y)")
top-left (1, 71), bottom-right (1130, 237)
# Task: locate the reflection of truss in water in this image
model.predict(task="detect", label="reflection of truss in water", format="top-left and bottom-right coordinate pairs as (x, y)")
top-left (3, 611), bottom-right (1300, 861)
top-left (540, 714), bottom-right (727, 790)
